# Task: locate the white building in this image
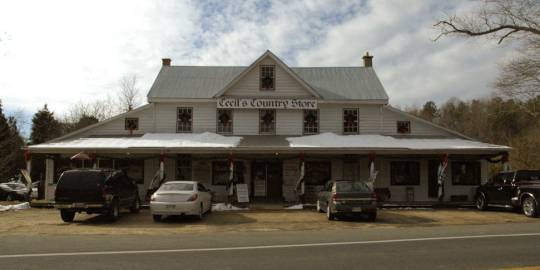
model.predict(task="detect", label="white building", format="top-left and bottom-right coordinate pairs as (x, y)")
top-left (29, 50), bottom-right (510, 204)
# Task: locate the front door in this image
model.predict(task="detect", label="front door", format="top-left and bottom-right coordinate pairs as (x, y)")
top-left (252, 161), bottom-right (283, 201)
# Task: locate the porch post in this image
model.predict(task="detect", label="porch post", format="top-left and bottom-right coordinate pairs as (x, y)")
top-left (24, 150), bottom-right (31, 176)
top-left (44, 158), bottom-right (55, 201)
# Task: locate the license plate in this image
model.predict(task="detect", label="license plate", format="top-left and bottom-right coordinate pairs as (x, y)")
top-left (72, 203), bottom-right (85, 208)
top-left (165, 205), bottom-right (175, 209)
top-left (352, 207), bottom-right (363, 212)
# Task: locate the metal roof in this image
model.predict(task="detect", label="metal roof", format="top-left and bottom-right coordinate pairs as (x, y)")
top-left (147, 66), bottom-right (389, 101)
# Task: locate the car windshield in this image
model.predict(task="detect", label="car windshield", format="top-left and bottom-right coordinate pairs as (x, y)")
top-left (160, 183), bottom-right (194, 191)
top-left (516, 171), bottom-right (540, 181)
top-left (336, 181), bottom-right (372, 192)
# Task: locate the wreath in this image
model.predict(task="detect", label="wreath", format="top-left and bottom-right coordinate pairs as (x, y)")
top-left (219, 111), bottom-right (230, 124)
top-left (262, 112), bottom-right (274, 125)
top-left (178, 112), bottom-right (191, 123)
top-left (261, 76), bottom-right (273, 89)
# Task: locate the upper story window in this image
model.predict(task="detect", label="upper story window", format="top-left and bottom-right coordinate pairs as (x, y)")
top-left (343, 108), bottom-right (359, 134)
top-left (217, 109), bottom-right (233, 134)
top-left (259, 109), bottom-right (275, 134)
top-left (397, 121), bottom-right (411, 134)
top-left (125, 118), bottom-right (139, 131)
top-left (303, 109), bottom-right (319, 135)
top-left (260, 65), bottom-right (275, 91)
top-left (177, 107), bottom-right (193, 133)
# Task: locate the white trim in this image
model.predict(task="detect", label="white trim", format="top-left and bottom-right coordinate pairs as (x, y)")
top-left (213, 50), bottom-right (322, 99)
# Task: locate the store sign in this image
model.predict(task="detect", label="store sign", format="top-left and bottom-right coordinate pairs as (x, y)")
top-left (217, 98), bottom-right (317, 109)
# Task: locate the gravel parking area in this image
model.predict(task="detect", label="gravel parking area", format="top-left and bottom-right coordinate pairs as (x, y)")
top-left (1, 205), bottom-right (539, 236)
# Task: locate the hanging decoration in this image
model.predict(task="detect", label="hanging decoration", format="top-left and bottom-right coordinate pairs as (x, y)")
top-left (228, 153), bottom-right (235, 196)
top-left (437, 154), bottom-right (449, 201)
top-left (218, 111), bottom-right (231, 124)
top-left (305, 112), bottom-right (317, 127)
top-left (367, 152), bottom-right (378, 189)
top-left (178, 111), bottom-right (191, 123)
top-left (261, 75), bottom-right (273, 89)
top-left (159, 153), bottom-right (165, 181)
top-left (295, 153), bottom-right (306, 197)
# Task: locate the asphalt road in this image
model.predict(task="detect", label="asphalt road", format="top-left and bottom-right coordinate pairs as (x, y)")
top-left (1, 222), bottom-right (540, 270)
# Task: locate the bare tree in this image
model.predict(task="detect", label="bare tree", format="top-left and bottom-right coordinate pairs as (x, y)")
top-left (117, 74), bottom-right (142, 112)
top-left (434, 0), bottom-right (540, 44)
top-left (435, 0), bottom-right (540, 119)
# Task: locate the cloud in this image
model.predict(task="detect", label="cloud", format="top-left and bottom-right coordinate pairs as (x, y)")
top-left (0, 0), bottom-right (518, 134)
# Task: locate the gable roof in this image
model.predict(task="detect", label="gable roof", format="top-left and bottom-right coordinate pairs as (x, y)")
top-left (147, 51), bottom-right (389, 102)
top-left (213, 50), bottom-right (322, 99)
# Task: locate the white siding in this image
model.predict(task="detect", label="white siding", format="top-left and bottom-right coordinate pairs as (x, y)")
top-left (233, 109), bottom-right (259, 135)
top-left (276, 110), bottom-right (302, 135)
top-left (154, 102), bottom-right (216, 133)
top-left (223, 57), bottom-right (315, 98)
top-left (75, 105), bottom-right (155, 138)
top-left (381, 107), bottom-right (453, 137)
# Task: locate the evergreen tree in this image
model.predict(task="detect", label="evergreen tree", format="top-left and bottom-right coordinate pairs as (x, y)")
top-left (0, 100), bottom-right (25, 180)
top-left (30, 104), bottom-right (62, 145)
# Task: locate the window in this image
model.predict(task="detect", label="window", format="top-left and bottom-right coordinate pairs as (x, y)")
top-left (259, 109), bottom-right (275, 134)
top-left (391, 161), bottom-right (420, 185)
top-left (125, 118), bottom-right (139, 130)
top-left (452, 161), bottom-right (480, 185)
top-left (177, 107), bottom-right (193, 133)
top-left (212, 161), bottom-right (244, 185)
top-left (260, 65), bottom-right (275, 90)
top-left (303, 110), bottom-right (319, 134)
top-left (117, 159), bottom-right (144, 184)
top-left (343, 160), bottom-right (359, 181)
top-left (343, 108), bottom-right (359, 134)
top-left (397, 121), bottom-right (411, 134)
top-left (217, 109), bottom-right (233, 134)
top-left (176, 155), bottom-right (192, 180)
top-left (305, 161), bottom-right (331, 185)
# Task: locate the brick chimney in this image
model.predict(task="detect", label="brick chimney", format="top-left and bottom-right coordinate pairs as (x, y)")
top-left (362, 52), bottom-right (373, 67)
top-left (162, 58), bottom-right (171, 67)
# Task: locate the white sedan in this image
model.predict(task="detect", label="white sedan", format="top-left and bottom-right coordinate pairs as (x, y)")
top-left (150, 181), bottom-right (212, 221)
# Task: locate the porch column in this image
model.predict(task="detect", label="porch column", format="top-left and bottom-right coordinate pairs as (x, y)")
top-left (24, 150), bottom-right (31, 176)
top-left (44, 158), bottom-right (55, 201)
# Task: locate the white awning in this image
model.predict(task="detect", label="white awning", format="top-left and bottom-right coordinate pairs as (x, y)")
top-left (286, 133), bottom-right (510, 151)
top-left (29, 132), bottom-right (243, 150)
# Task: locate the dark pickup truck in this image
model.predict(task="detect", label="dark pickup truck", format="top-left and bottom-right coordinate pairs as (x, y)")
top-left (475, 170), bottom-right (540, 217)
top-left (55, 169), bottom-right (140, 222)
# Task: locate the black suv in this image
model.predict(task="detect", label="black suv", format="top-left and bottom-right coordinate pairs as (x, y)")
top-left (475, 170), bottom-right (540, 217)
top-left (55, 169), bottom-right (140, 222)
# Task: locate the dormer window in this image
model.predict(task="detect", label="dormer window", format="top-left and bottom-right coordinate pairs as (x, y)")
top-left (260, 65), bottom-right (275, 90)
top-left (397, 121), bottom-right (411, 134)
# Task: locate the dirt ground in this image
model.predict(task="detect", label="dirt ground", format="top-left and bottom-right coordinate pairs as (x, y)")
top-left (1, 205), bottom-right (539, 236)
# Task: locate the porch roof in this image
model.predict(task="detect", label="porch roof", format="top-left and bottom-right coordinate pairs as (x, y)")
top-left (28, 132), bottom-right (510, 155)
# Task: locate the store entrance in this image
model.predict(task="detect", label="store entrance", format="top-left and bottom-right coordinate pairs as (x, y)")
top-left (251, 161), bottom-right (283, 201)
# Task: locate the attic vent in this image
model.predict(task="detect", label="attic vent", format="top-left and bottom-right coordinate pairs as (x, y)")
top-left (260, 65), bottom-right (275, 91)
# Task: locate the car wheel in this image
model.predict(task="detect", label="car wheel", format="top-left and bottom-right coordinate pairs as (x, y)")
top-left (153, 214), bottom-right (162, 222)
top-left (522, 197), bottom-right (539, 218)
top-left (60, 210), bottom-right (75, 222)
top-left (316, 200), bottom-right (323, 213)
top-left (326, 204), bottom-right (335, 221)
top-left (130, 195), bottom-right (140, 214)
top-left (476, 193), bottom-right (488, 211)
top-left (6, 194), bottom-right (13, 201)
top-left (366, 212), bottom-right (377, 222)
top-left (108, 199), bottom-right (120, 222)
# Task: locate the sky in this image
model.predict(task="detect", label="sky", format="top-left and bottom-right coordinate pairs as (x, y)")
top-left (0, 0), bottom-right (517, 136)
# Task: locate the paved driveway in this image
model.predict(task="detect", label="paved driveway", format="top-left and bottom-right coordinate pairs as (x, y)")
top-left (1, 207), bottom-right (538, 236)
